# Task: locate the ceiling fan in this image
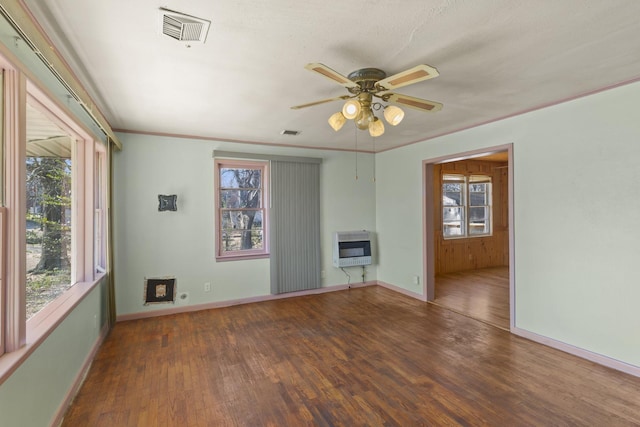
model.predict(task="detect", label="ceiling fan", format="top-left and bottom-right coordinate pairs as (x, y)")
top-left (291, 63), bottom-right (443, 137)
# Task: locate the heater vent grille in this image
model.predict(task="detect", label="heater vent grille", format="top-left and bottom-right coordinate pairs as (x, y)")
top-left (160, 9), bottom-right (210, 43)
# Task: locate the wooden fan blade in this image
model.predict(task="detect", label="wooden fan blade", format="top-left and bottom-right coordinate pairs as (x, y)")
top-left (291, 95), bottom-right (351, 110)
top-left (383, 93), bottom-right (443, 112)
top-left (305, 63), bottom-right (359, 89)
top-left (376, 64), bottom-right (439, 91)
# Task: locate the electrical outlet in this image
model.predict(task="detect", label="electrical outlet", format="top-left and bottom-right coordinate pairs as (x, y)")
top-left (204, 282), bottom-right (211, 292)
top-left (93, 314), bottom-right (98, 329)
top-left (321, 270), bottom-right (326, 279)
top-left (412, 275), bottom-right (420, 285)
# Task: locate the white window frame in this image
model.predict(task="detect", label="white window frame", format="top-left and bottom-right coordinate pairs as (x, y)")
top-left (0, 54), bottom-right (108, 380)
top-left (94, 148), bottom-right (107, 273)
top-left (214, 159), bottom-right (269, 261)
top-left (442, 173), bottom-right (492, 239)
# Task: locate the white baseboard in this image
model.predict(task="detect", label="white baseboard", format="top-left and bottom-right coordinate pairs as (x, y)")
top-left (512, 327), bottom-right (640, 378)
top-left (117, 281), bottom-right (378, 322)
top-left (376, 280), bottom-right (426, 301)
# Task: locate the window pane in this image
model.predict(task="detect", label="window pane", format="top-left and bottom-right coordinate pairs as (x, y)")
top-left (26, 104), bottom-right (73, 319)
top-left (443, 175), bottom-right (465, 238)
top-left (470, 181), bottom-right (487, 204)
top-left (443, 220), bottom-right (463, 237)
top-left (469, 191), bottom-right (487, 206)
top-left (469, 206), bottom-right (487, 222)
top-left (443, 182), bottom-right (462, 192)
top-left (469, 207), bottom-right (489, 235)
top-left (219, 189), bottom-right (262, 208)
top-left (443, 206), bottom-right (462, 221)
top-left (220, 168), bottom-right (261, 188)
top-left (469, 183), bottom-right (486, 192)
top-left (221, 209), bottom-right (263, 230)
top-left (221, 229), bottom-right (263, 252)
top-left (443, 207), bottom-right (464, 237)
top-left (443, 181), bottom-right (463, 206)
top-left (469, 220), bottom-right (489, 235)
top-left (443, 191), bottom-right (462, 206)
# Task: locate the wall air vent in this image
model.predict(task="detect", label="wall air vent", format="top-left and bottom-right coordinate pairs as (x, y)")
top-left (160, 8), bottom-right (211, 43)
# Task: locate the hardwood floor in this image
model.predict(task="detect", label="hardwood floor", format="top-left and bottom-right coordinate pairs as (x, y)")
top-left (62, 286), bottom-right (640, 426)
top-left (435, 266), bottom-right (510, 330)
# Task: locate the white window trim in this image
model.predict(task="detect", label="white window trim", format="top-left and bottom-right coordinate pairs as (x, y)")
top-left (0, 54), bottom-right (108, 381)
top-left (94, 148), bottom-right (107, 273)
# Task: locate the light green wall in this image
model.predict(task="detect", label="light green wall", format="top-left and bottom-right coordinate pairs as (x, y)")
top-left (0, 279), bottom-right (108, 426)
top-left (376, 81), bottom-right (640, 367)
top-left (3, 80), bottom-right (639, 427)
top-left (113, 133), bottom-right (377, 316)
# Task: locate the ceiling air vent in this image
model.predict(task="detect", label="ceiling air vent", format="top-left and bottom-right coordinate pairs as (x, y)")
top-left (281, 130), bottom-right (301, 136)
top-left (160, 8), bottom-right (211, 43)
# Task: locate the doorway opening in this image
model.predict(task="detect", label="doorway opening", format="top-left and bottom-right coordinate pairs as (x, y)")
top-left (423, 145), bottom-right (514, 330)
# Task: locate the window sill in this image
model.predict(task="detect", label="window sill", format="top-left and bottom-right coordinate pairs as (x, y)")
top-left (0, 273), bottom-right (106, 386)
top-left (443, 234), bottom-right (493, 241)
top-left (216, 252), bottom-right (270, 262)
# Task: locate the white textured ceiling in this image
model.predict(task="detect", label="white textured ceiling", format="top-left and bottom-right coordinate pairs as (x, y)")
top-left (23, 0), bottom-right (640, 152)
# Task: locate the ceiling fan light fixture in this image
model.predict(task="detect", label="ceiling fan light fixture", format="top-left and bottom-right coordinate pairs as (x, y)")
top-left (355, 108), bottom-right (374, 130)
top-left (369, 117), bottom-right (385, 137)
top-left (294, 62), bottom-right (442, 139)
top-left (384, 105), bottom-right (405, 126)
top-left (342, 99), bottom-right (361, 120)
top-left (328, 111), bottom-right (347, 131)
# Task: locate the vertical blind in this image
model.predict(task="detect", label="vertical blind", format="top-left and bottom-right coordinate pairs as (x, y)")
top-left (269, 160), bottom-right (321, 294)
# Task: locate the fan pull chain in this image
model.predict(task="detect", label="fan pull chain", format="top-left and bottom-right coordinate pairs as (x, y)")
top-left (372, 134), bottom-right (376, 182)
top-left (354, 125), bottom-right (358, 180)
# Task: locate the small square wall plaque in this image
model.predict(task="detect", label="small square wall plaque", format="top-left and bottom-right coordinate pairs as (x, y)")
top-left (158, 194), bottom-right (177, 211)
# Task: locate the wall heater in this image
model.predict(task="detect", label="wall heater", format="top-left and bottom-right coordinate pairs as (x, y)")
top-left (333, 230), bottom-right (373, 267)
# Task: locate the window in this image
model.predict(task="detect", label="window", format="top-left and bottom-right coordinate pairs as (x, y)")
top-left (442, 174), bottom-right (492, 238)
top-left (0, 62), bottom-right (108, 360)
top-left (215, 159), bottom-right (268, 260)
top-left (25, 101), bottom-right (75, 319)
top-left (468, 175), bottom-right (491, 236)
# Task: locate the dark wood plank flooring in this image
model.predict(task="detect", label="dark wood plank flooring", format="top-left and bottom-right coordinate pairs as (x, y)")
top-left (435, 266), bottom-right (510, 330)
top-left (62, 286), bottom-right (640, 426)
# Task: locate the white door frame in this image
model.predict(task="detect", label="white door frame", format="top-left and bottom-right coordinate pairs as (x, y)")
top-left (422, 143), bottom-right (515, 331)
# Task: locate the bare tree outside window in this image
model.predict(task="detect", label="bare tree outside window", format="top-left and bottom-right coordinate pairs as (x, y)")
top-left (217, 161), bottom-right (267, 257)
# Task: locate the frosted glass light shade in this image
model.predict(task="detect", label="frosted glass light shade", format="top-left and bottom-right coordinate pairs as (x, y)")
top-left (342, 99), bottom-right (361, 119)
top-left (384, 105), bottom-right (404, 126)
top-left (328, 111), bottom-right (347, 131)
top-left (369, 117), bottom-right (385, 137)
top-left (355, 109), bottom-right (374, 130)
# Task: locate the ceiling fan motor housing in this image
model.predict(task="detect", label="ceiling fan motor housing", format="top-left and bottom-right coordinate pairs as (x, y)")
top-left (348, 68), bottom-right (387, 92)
